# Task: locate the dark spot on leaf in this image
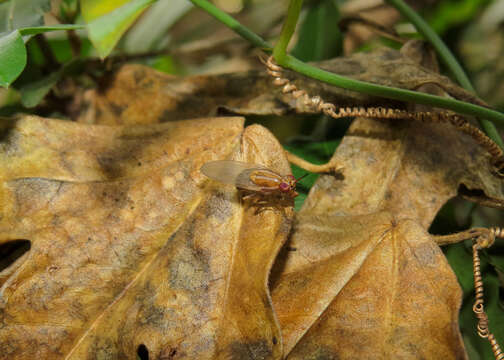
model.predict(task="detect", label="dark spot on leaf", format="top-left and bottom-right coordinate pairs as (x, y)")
top-left (134, 69), bottom-right (147, 84)
top-left (0, 119), bottom-right (22, 156)
top-left (277, 216), bottom-right (293, 236)
top-left (216, 106), bottom-right (239, 116)
top-left (272, 337), bottom-right (278, 345)
top-left (412, 241), bottom-right (438, 267)
top-left (378, 49), bottom-right (402, 61)
top-left (137, 344), bottom-right (149, 360)
top-left (139, 301), bottom-right (166, 327)
top-left (160, 347), bottom-right (180, 359)
top-left (205, 192), bottom-right (234, 222)
top-left (11, 178), bottom-right (62, 213)
top-left (167, 246), bottom-right (211, 293)
top-left (328, 59), bottom-right (365, 75)
top-left (94, 181), bottom-right (132, 210)
top-left (159, 109), bottom-right (176, 122)
top-left (229, 340), bottom-right (272, 360)
top-left (87, 336), bottom-right (119, 360)
top-left (0, 239), bottom-right (31, 272)
top-left (96, 131), bottom-right (164, 178)
top-left (109, 102), bottom-right (124, 117)
top-left (292, 344), bottom-right (341, 360)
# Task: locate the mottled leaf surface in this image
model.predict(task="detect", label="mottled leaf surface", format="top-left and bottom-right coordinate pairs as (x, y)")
top-left (270, 114), bottom-right (504, 359)
top-left (76, 47), bottom-right (483, 125)
top-left (0, 115), bottom-right (293, 359)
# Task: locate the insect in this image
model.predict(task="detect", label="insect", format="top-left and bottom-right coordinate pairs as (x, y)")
top-left (201, 160), bottom-right (305, 198)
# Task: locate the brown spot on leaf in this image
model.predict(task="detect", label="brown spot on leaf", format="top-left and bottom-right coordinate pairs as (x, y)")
top-left (228, 340), bottom-right (272, 360)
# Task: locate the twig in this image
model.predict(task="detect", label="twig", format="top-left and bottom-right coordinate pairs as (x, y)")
top-left (67, 29), bottom-right (82, 58)
top-left (35, 33), bottom-right (59, 72)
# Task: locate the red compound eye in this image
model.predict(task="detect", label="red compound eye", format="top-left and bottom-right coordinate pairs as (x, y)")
top-left (279, 182), bottom-right (290, 192)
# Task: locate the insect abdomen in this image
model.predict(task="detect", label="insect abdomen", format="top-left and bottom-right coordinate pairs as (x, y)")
top-left (249, 170), bottom-right (282, 188)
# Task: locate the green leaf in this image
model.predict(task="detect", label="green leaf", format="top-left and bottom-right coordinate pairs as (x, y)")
top-left (82, 0), bottom-right (156, 58)
top-left (0, 30), bottom-right (26, 88)
top-left (81, 0), bottom-right (131, 22)
top-left (0, 24), bottom-right (83, 88)
top-left (427, 0), bottom-right (489, 34)
top-left (18, 58), bottom-right (79, 107)
top-left (18, 24), bottom-right (85, 37)
top-left (291, 0), bottom-right (342, 61)
top-left (19, 70), bottom-right (61, 107)
top-left (149, 55), bottom-right (178, 74)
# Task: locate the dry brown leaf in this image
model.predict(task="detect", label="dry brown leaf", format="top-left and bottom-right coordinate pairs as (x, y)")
top-left (273, 213), bottom-right (466, 359)
top-left (0, 115), bottom-right (293, 359)
top-left (76, 47), bottom-right (483, 127)
top-left (269, 41), bottom-right (503, 359)
top-left (270, 113), bottom-right (504, 359)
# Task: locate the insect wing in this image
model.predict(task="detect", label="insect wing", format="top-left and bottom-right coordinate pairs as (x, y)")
top-left (235, 168), bottom-right (283, 191)
top-left (201, 160), bottom-right (267, 191)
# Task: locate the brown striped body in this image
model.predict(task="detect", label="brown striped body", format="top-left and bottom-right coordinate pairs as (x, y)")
top-left (201, 160), bottom-right (300, 197)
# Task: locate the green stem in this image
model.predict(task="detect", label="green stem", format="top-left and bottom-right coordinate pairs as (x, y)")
top-left (384, 0), bottom-right (503, 148)
top-left (285, 55), bottom-right (504, 125)
top-left (7, 0), bottom-right (15, 31)
top-left (189, 0), bottom-right (504, 127)
top-left (385, 0), bottom-right (473, 90)
top-left (273, 0), bottom-right (303, 63)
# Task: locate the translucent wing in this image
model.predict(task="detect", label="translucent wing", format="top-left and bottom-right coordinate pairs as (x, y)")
top-left (201, 160), bottom-right (277, 191)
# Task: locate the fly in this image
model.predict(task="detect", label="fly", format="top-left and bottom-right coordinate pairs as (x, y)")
top-left (200, 160), bottom-right (305, 198)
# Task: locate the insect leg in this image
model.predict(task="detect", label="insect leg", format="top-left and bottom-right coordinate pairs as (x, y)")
top-left (260, 188), bottom-right (278, 192)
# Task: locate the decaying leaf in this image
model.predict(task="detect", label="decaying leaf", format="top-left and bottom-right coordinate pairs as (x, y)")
top-left (270, 114), bottom-right (504, 359)
top-left (265, 42), bottom-right (504, 360)
top-left (0, 115), bottom-right (293, 359)
top-left (76, 47), bottom-right (485, 127)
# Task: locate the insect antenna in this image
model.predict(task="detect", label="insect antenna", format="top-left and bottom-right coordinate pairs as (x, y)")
top-left (294, 173), bottom-right (309, 183)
